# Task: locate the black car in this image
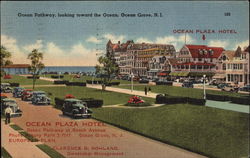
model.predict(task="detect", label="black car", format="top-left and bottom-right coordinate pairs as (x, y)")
top-left (182, 81), bottom-right (194, 88)
top-left (240, 85), bottom-right (250, 92)
top-left (217, 83), bottom-right (230, 89)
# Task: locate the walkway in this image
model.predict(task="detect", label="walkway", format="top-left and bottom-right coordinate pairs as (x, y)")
top-left (1, 120), bottom-right (50, 158)
top-left (206, 100), bottom-right (249, 113)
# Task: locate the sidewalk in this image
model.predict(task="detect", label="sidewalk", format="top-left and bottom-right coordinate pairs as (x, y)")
top-left (1, 120), bottom-right (50, 158)
top-left (87, 84), bottom-right (158, 98)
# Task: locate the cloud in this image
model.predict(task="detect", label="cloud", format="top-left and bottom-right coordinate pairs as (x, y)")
top-left (103, 33), bottom-right (126, 43)
top-left (208, 40), bottom-right (229, 48)
top-left (86, 36), bottom-right (102, 44)
top-left (135, 37), bottom-right (153, 43)
top-left (234, 40), bottom-right (249, 50)
top-left (1, 35), bottom-right (29, 64)
top-left (23, 40), bottom-right (43, 52)
top-left (43, 42), bottom-right (98, 66)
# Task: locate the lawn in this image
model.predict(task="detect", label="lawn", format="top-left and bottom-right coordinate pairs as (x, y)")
top-left (36, 144), bottom-right (65, 158)
top-left (32, 86), bottom-right (155, 106)
top-left (116, 85), bottom-right (248, 99)
top-left (1, 75), bottom-right (52, 86)
top-left (92, 104), bottom-right (249, 158)
top-left (43, 74), bottom-right (138, 84)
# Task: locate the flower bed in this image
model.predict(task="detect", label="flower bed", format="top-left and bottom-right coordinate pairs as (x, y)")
top-left (124, 96), bottom-right (152, 107)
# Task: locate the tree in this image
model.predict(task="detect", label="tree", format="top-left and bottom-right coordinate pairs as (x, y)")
top-left (95, 56), bottom-right (119, 90)
top-left (0, 46), bottom-right (13, 76)
top-left (27, 49), bottom-right (45, 89)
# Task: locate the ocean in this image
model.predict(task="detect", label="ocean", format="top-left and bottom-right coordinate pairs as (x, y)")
top-left (42, 66), bottom-right (95, 73)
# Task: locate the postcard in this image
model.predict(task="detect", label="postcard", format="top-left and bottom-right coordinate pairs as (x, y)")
top-left (1, 1), bottom-right (249, 158)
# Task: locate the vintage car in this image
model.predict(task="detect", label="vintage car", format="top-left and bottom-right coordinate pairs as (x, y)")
top-left (32, 91), bottom-right (51, 105)
top-left (222, 85), bottom-right (239, 92)
top-left (12, 87), bottom-right (25, 98)
top-left (240, 85), bottom-right (250, 92)
top-left (1, 98), bottom-right (22, 117)
top-left (62, 99), bottom-right (91, 119)
top-left (182, 81), bottom-right (194, 88)
top-left (0, 83), bottom-right (12, 93)
top-left (21, 89), bottom-right (33, 101)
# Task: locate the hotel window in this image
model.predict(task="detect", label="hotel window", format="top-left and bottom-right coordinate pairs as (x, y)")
top-left (228, 74), bottom-right (231, 81)
top-left (198, 58), bottom-right (202, 61)
top-left (239, 64), bottom-right (243, 69)
top-left (233, 64), bottom-right (237, 69)
top-left (222, 64), bottom-right (226, 70)
top-left (240, 75), bottom-right (243, 82)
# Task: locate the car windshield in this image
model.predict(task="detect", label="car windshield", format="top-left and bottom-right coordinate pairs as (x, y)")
top-left (72, 101), bottom-right (82, 105)
top-left (5, 101), bottom-right (17, 106)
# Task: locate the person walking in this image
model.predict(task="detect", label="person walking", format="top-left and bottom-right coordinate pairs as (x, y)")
top-left (5, 106), bottom-right (12, 124)
top-left (148, 87), bottom-right (151, 94)
top-left (144, 86), bottom-right (148, 95)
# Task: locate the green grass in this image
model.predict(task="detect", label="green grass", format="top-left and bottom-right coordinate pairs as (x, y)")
top-left (1, 147), bottom-right (12, 158)
top-left (36, 144), bottom-right (65, 158)
top-left (1, 75), bottom-right (52, 86)
top-left (43, 74), bottom-right (138, 84)
top-left (117, 85), bottom-right (248, 99)
top-left (32, 86), bottom-right (155, 106)
top-left (19, 131), bottom-right (39, 142)
top-left (10, 124), bottom-right (23, 131)
top-left (92, 105), bottom-right (249, 158)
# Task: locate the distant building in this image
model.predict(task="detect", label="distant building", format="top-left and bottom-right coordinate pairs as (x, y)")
top-left (171, 45), bottom-right (225, 79)
top-left (216, 46), bottom-right (249, 86)
top-left (2, 64), bottom-right (30, 74)
top-left (106, 40), bottom-right (176, 76)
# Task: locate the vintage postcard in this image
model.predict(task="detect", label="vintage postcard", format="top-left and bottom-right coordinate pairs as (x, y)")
top-left (1, 1), bottom-right (249, 158)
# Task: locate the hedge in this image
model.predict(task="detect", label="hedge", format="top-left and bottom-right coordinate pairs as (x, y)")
top-left (51, 75), bottom-right (64, 79)
top-left (53, 80), bottom-right (69, 84)
top-left (80, 98), bottom-right (103, 108)
top-left (156, 94), bottom-right (205, 105)
top-left (86, 80), bottom-right (103, 84)
top-left (105, 82), bottom-right (120, 86)
top-left (206, 94), bottom-right (230, 101)
top-left (124, 102), bottom-right (152, 107)
top-left (27, 76), bottom-right (40, 79)
top-left (65, 82), bottom-right (86, 86)
top-left (230, 96), bottom-right (250, 105)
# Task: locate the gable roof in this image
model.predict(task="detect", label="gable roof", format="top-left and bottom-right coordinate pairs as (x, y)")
top-left (220, 51), bottom-right (236, 60)
top-left (185, 45), bottom-right (224, 58)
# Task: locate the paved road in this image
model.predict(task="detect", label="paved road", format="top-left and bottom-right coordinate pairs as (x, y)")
top-left (3, 93), bottom-right (206, 158)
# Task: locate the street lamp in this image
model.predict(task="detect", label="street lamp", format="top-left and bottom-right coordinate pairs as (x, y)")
top-left (203, 74), bottom-right (206, 100)
top-left (131, 72), bottom-right (134, 92)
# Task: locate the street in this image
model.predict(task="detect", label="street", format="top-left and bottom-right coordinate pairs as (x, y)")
top-left (2, 93), bottom-right (206, 158)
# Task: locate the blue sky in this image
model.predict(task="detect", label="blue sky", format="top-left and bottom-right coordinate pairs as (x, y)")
top-left (1, 1), bottom-right (249, 66)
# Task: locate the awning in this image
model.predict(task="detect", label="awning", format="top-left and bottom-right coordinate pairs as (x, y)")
top-left (212, 74), bottom-right (226, 79)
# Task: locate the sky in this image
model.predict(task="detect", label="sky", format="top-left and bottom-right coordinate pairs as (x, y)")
top-left (1, 1), bottom-right (249, 66)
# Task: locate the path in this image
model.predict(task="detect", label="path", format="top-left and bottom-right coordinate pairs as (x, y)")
top-left (1, 120), bottom-right (50, 158)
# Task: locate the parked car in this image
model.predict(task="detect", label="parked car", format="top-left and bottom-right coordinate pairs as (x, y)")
top-left (0, 83), bottom-right (12, 93)
top-left (139, 78), bottom-right (149, 83)
top-left (217, 83), bottom-right (230, 89)
top-left (32, 91), bottom-right (51, 105)
top-left (21, 89), bottom-right (33, 101)
top-left (61, 99), bottom-right (92, 119)
top-left (222, 85), bottom-right (239, 92)
top-left (182, 81), bottom-right (194, 88)
top-left (239, 85), bottom-right (250, 92)
top-left (1, 98), bottom-right (22, 117)
top-left (12, 87), bottom-right (25, 98)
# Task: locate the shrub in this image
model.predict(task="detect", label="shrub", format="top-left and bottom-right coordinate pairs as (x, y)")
top-left (54, 97), bottom-right (64, 109)
top-left (86, 80), bottom-right (103, 84)
top-left (54, 80), bottom-right (69, 84)
top-left (65, 82), bottom-right (86, 86)
top-left (80, 98), bottom-right (103, 108)
top-left (27, 76), bottom-right (40, 79)
top-left (230, 96), bottom-right (250, 105)
top-left (156, 94), bottom-right (205, 105)
top-left (64, 94), bottom-right (75, 99)
top-left (124, 102), bottom-right (152, 107)
top-left (187, 97), bottom-right (206, 106)
top-left (206, 94), bottom-right (230, 101)
top-left (51, 75), bottom-right (64, 79)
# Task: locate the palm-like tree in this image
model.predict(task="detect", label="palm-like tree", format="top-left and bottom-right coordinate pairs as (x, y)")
top-left (27, 49), bottom-right (45, 89)
top-left (0, 46), bottom-right (13, 66)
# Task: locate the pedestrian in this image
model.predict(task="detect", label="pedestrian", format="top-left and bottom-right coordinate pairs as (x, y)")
top-left (144, 86), bottom-right (147, 95)
top-left (5, 106), bottom-right (12, 124)
top-left (148, 87), bottom-right (151, 93)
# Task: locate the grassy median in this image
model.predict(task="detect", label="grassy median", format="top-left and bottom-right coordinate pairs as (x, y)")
top-left (117, 85), bottom-right (248, 99)
top-left (1, 75), bottom-right (52, 85)
top-left (36, 144), bottom-right (65, 158)
top-left (1, 147), bottom-right (12, 158)
top-left (92, 104), bottom-right (249, 158)
top-left (32, 86), bottom-right (155, 106)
